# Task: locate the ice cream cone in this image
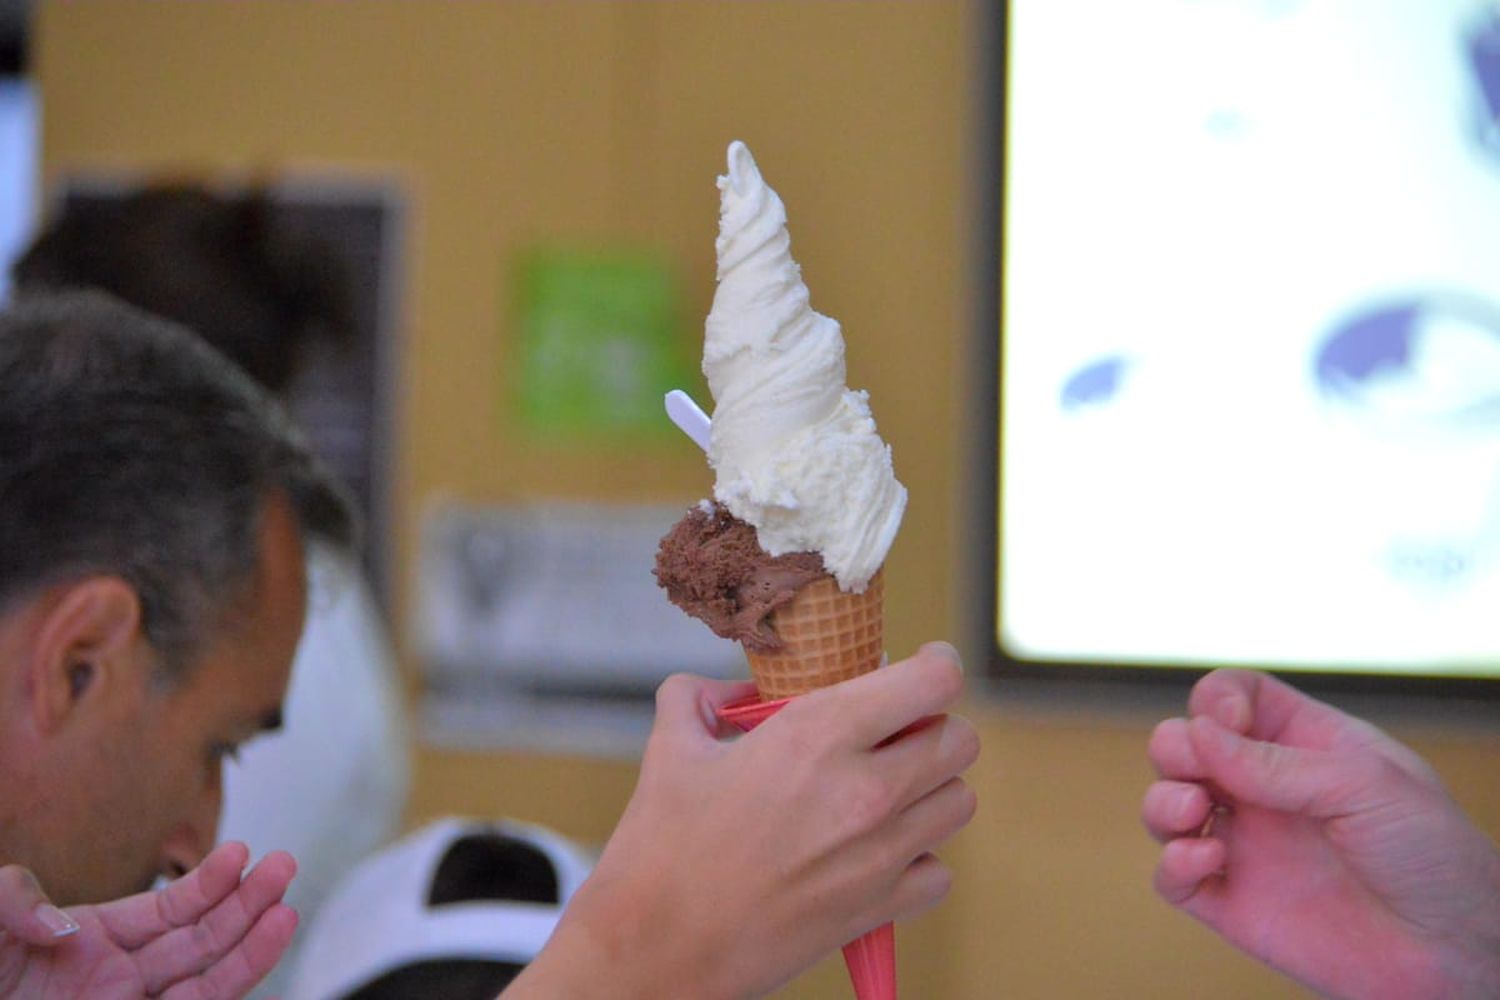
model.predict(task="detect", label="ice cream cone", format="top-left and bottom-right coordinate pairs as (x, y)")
top-left (743, 568), bottom-right (885, 699)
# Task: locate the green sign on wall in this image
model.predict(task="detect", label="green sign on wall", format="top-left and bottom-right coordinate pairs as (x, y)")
top-left (515, 248), bottom-right (694, 439)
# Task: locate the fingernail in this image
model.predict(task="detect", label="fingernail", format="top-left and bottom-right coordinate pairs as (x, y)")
top-left (698, 693), bottom-right (719, 734)
top-left (923, 641), bottom-right (963, 671)
top-left (35, 903), bottom-right (79, 937)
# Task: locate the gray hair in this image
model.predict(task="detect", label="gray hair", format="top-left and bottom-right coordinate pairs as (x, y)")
top-left (0, 290), bottom-right (356, 676)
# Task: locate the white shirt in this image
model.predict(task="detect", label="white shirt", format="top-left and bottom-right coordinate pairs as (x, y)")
top-left (218, 546), bottom-right (410, 999)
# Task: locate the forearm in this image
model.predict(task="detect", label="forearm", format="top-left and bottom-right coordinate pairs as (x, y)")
top-left (501, 872), bottom-right (734, 1000)
top-left (501, 916), bottom-right (646, 999)
top-left (500, 930), bottom-right (614, 1000)
top-left (1440, 927), bottom-right (1500, 1000)
top-left (1438, 837), bottom-right (1500, 1000)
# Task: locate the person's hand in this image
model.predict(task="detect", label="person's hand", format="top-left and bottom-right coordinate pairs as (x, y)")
top-left (1144, 668), bottom-right (1500, 999)
top-left (0, 841), bottom-right (298, 999)
top-left (512, 642), bottom-right (979, 1000)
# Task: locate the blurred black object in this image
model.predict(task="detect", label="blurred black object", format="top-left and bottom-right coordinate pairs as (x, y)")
top-left (0, 0), bottom-right (27, 77)
top-left (15, 185), bottom-right (357, 395)
top-left (340, 830), bottom-right (564, 1000)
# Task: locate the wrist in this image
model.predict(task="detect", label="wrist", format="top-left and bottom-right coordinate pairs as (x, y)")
top-left (503, 921), bottom-right (614, 1000)
top-left (1435, 838), bottom-right (1500, 999)
top-left (1439, 933), bottom-right (1500, 1000)
top-left (514, 869), bottom-right (734, 1000)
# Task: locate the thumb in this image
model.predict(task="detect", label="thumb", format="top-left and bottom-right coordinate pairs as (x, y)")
top-left (651, 674), bottom-right (758, 745)
top-left (1188, 716), bottom-right (1373, 819)
top-left (0, 865), bottom-right (79, 946)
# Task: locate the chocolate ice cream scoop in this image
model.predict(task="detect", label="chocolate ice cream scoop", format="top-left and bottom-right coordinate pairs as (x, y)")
top-left (654, 500), bottom-right (827, 652)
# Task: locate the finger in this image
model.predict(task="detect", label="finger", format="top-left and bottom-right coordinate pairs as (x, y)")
top-left (1187, 669), bottom-right (1347, 749)
top-left (884, 777), bottom-right (977, 867)
top-left (137, 852), bottom-right (296, 995)
top-left (96, 841), bottom-right (250, 950)
top-left (158, 903), bottom-right (298, 1000)
top-left (1147, 718), bottom-right (1204, 780)
top-left (1189, 716), bottom-right (1378, 818)
top-left (652, 674), bottom-right (760, 746)
top-left (0, 865), bottom-right (79, 946)
top-left (1153, 837), bottom-right (1227, 907)
top-left (1141, 781), bottom-right (1213, 844)
top-left (881, 852), bottom-right (954, 925)
top-left (799, 642), bottom-right (964, 750)
top-left (872, 714), bottom-right (981, 813)
top-left (1185, 669), bottom-right (1258, 733)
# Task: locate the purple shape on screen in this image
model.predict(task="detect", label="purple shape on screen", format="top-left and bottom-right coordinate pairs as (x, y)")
top-left (1060, 356), bottom-right (1129, 411)
top-left (1314, 302), bottom-right (1419, 398)
top-left (1471, 14), bottom-right (1500, 120)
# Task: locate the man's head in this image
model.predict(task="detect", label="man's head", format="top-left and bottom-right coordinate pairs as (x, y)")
top-left (0, 291), bottom-right (354, 903)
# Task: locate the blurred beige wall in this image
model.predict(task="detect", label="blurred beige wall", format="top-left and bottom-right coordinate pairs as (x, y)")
top-left (34, 2), bottom-right (1500, 997)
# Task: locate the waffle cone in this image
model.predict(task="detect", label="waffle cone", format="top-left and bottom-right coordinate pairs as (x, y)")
top-left (744, 568), bottom-right (884, 699)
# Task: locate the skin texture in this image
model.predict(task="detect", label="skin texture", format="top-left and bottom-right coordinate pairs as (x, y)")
top-left (0, 841), bottom-right (297, 999)
top-left (0, 491), bottom-right (306, 905)
top-left (508, 643), bottom-right (980, 1000)
top-left (1144, 669), bottom-right (1500, 999)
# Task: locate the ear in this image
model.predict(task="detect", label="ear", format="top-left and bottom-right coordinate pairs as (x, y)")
top-left (27, 577), bottom-right (148, 734)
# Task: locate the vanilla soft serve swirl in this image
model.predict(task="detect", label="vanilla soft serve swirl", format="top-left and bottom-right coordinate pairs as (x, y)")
top-left (704, 141), bottom-right (906, 592)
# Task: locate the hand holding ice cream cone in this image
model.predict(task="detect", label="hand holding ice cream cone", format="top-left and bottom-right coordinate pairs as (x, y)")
top-left (652, 141), bottom-right (920, 999)
top-left (518, 649), bottom-right (976, 1000)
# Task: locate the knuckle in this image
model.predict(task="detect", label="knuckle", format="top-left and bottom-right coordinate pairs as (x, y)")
top-left (1152, 862), bottom-right (1178, 903)
top-left (926, 655), bottom-right (964, 705)
top-left (1194, 668), bottom-right (1243, 698)
top-left (1140, 797), bottom-right (1161, 836)
top-left (1141, 783), bottom-right (1173, 829)
top-left (1150, 717), bottom-right (1182, 744)
top-left (952, 780), bottom-right (979, 828)
top-left (189, 918), bottom-right (217, 956)
top-left (929, 860), bottom-right (954, 896)
top-left (918, 780), bottom-right (977, 850)
top-left (949, 718), bottom-right (981, 771)
top-left (0, 865), bottom-right (38, 898)
top-left (1174, 784), bottom-right (1205, 827)
top-left (205, 916), bottom-right (231, 958)
top-left (653, 672), bottom-right (695, 710)
top-left (156, 882), bottom-right (188, 928)
top-left (1368, 755), bottom-right (1410, 796)
top-left (912, 857), bottom-right (953, 909)
top-left (1191, 668), bottom-right (1224, 694)
top-left (1147, 719), bottom-right (1184, 761)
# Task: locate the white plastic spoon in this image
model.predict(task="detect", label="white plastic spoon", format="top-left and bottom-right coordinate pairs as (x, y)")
top-left (664, 389), bottom-right (712, 453)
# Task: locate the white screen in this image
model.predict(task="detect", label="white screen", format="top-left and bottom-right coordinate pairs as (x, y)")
top-left (1001, 0), bottom-right (1500, 676)
top-left (0, 80), bottom-right (37, 306)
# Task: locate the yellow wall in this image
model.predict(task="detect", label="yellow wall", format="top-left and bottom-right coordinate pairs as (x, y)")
top-left (33, 2), bottom-right (1500, 997)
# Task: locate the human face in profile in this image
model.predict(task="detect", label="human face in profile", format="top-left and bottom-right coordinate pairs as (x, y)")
top-left (0, 493), bottom-right (308, 904)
